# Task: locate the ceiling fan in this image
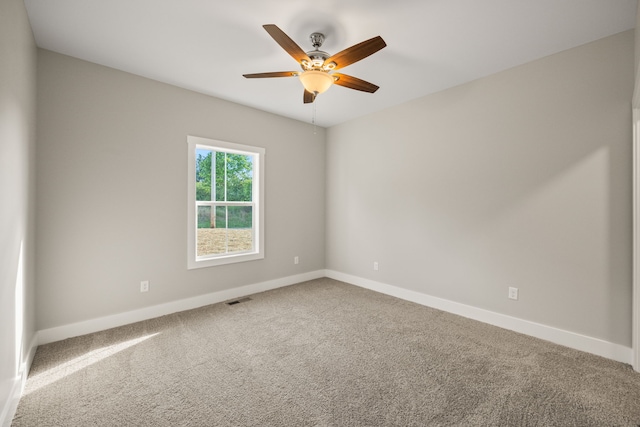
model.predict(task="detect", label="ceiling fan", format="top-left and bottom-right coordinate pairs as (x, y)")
top-left (243, 24), bottom-right (386, 103)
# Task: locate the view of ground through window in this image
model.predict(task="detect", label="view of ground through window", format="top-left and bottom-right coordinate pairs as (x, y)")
top-left (197, 228), bottom-right (253, 256)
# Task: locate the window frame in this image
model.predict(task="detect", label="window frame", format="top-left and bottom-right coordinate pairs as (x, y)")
top-left (187, 135), bottom-right (265, 269)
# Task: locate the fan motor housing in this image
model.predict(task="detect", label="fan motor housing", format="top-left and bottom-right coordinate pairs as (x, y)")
top-left (302, 32), bottom-right (334, 70)
top-left (303, 50), bottom-right (329, 69)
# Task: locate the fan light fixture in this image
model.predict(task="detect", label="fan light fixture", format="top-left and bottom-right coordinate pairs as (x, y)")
top-left (299, 70), bottom-right (334, 94)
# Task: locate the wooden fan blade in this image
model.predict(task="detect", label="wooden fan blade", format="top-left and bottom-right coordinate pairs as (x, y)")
top-left (324, 36), bottom-right (386, 70)
top-left (263, 24), bottom-right (311, 65)
top-left (303, 90), bottom-right (316, 104)
top-left (243, 71), bottom-right (298, 78)
top-left (332, 73), bottom-right (379, 93)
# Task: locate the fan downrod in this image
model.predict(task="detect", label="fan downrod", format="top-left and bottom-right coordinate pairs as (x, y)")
top-left (309, 32), bottom-right (325, 50)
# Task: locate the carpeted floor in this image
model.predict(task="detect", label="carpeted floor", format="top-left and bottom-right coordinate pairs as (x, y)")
top-left (12, 278), bottom-right (640, 426)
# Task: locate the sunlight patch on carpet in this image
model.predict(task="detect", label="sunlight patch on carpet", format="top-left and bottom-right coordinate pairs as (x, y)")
top-left (25, 333), bottom-right (160, 395)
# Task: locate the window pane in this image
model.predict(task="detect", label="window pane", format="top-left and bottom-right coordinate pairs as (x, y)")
top-left (228, 206), bottom-right (252, 229)
top-left (195, 149), bottom-right (213, 202)
top-left (197, 205), bottom-right (213, 229)
top-left (227, 206), bottom-right (253, 253)
top-left (215, 205), bottom-right (226, 228)
top-left (215, 151), bottom-right (225, 202)
top-left (197, 206), bottom-right (226, 257)
top-left (196, 206), bottom-right (253, 257)
top-left (226, 153), bottom-right (253, 202)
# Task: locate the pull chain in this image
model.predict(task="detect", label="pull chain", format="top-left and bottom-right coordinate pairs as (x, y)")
top-left (312, 95), bottom-right (317, 135)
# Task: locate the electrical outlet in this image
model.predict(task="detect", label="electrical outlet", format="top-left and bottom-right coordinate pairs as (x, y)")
top-left (140, 280), bottom-right (149, 293)
top-left (508, 287), bottom-right (518, 300)
top-left (294, 256), bottom-right (299, 265)
top-left (373, 261), bottom-right (379, 271)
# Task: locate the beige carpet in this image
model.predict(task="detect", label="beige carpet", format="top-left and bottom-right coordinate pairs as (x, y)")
top-left (12, 278), bottom-right (640, 426)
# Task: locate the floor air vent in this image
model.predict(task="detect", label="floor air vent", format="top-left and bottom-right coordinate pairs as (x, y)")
top-left (226, 297), bottom-right (252, 306)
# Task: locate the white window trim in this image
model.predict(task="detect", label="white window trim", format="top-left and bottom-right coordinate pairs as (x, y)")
top-left (187, 135), bottom-right (265, 269)
top-left (633, 108), bottom-right (640, 372)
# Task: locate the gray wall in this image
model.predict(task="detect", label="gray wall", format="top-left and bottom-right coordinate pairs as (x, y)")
top-left (636, 3), bottom-right (640, 75)
top-left (326, 31), bottom-right (634, 347)
top-left (0, 0), bottom-right (37, 416)
top-left (36, 50), bottom-right (325, 329)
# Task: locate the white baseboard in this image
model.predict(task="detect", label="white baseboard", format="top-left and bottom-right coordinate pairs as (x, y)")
top-left (325, 270), bottom-right (633, 365)
top-left (38, 270), bottom-right (325, 345)
top-left (34, 268), bottom-right (635, 362)
top-left (1, 333), bottom-right (38, 427)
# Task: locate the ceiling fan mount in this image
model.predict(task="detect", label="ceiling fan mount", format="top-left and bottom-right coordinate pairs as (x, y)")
top-left (243, 25), bottom-right (386, 104)
top-left (309, 32), bottom-right (325, 50)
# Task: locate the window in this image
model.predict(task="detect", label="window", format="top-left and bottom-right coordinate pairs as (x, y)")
top-left (187, 136), bottom-right (264, 268)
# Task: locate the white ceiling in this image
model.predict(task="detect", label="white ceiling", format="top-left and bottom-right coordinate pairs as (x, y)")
top-left (25, 0), bottom-right (637, 127)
